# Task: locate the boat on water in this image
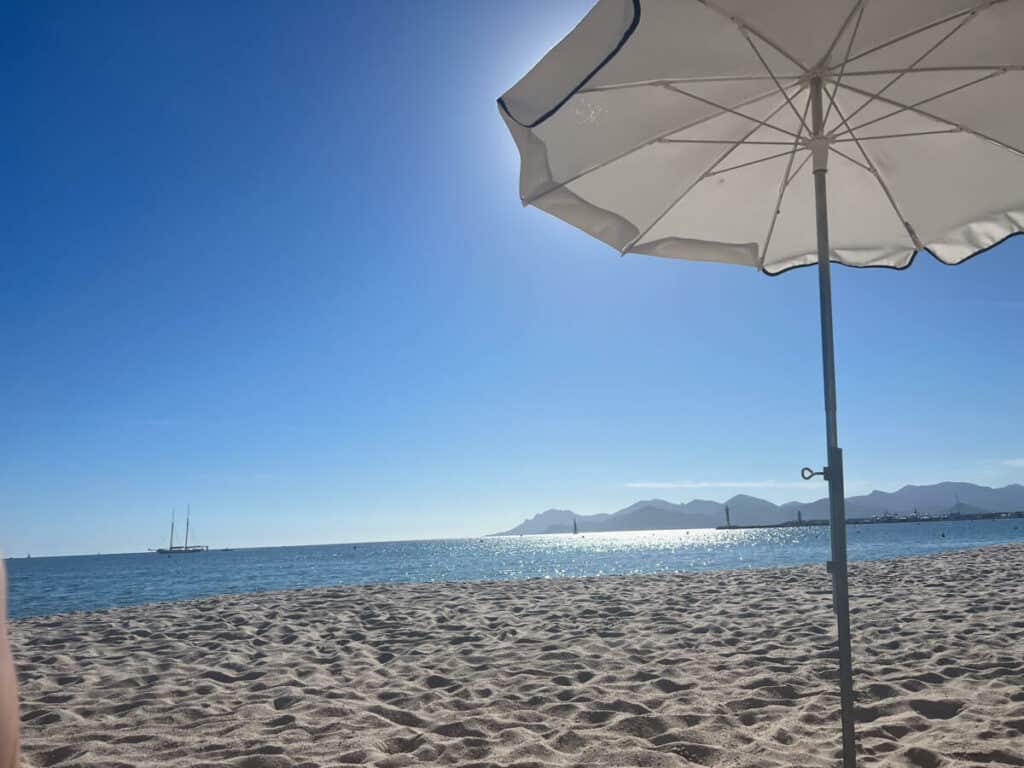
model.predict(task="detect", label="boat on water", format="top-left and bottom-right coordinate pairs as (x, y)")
top-left (152, 507), bottom-right (208, 554)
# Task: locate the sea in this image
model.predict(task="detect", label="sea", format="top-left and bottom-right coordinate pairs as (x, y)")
top-left (6, 518), bottom-right (1024, 619)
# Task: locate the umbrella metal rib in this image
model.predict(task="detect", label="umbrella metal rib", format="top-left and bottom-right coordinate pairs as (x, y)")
top-left (834, 70), bottom-right (1007, 139)
top-left (661, 139), bottom-right (795, 145)
top-left (786, 153), bottom-right (812, 187)
top-left (827, 98), bottom-right (924, 251)
top-left (836, 0), bottom-right (997, 70)
top-left (622, 91), bottom-right (805, 254)
top-left (832, 78), bottom-right (1024, 159)
top-left (833, 64), bottom-right (1024, 75)
top-left (760, 94), bottom-right (812, 269)
top-left (699, 0), bottom-right (806, 71)
top-left (580, 75), bottom-right (788, 93)
top-left (663, 83), bottom-right (802, 138)
top-left (823, 144), bottom-right (873, 173)
top-left (741, 29), bottom-right (810, 134)
top-left (821, 0), bottom-right (866, 127)
top-left (705, 147), bottom-right (807, 178)
top-left (524, 85), bottom-right (790, 206)
top-left (829, 129), bottom-right (962, 141)
top-left (831, 8), bottom-right (983, 130)
top-left (816, 0), bottom-right (866, 73)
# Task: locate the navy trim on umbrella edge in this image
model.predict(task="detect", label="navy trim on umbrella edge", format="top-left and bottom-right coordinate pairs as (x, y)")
top-left (762, 231), bottom-right (1024, 277)
top-left (498, 0), bottom-right (642, 129)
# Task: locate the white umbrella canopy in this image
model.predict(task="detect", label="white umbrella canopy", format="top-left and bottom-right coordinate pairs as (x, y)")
top-left (499, 0), bottom-right (1024, 274)
top-left (498, 3), bottom-right (1024, 767)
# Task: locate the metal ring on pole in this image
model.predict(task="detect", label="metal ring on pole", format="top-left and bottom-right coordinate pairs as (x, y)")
top-left (801, 466), bottom-right (826, 480)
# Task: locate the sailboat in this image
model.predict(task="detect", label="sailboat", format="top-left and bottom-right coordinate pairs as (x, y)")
top-left (572, 518), bottom-right (578, 535)
top-left (153, 507), bottom-right (209, 554)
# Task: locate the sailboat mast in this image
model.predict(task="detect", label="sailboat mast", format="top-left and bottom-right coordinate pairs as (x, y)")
top-left (169, 509), bottom-right (176, 551)
top-left (185, 505), bottom-right (190, 550)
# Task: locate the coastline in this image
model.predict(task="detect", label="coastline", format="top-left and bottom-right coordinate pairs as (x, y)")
top-left (12, 544), bottom-right (1024, 767)
top-left (10, 519), bottom-right (1024, 621)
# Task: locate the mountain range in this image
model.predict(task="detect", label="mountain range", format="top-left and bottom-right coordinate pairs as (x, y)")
top-left (488, 482), bottom-right (1024, 536)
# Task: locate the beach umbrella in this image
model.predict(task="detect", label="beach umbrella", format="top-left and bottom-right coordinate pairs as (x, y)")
top-left (497, 2), bottom-right (1024, 765)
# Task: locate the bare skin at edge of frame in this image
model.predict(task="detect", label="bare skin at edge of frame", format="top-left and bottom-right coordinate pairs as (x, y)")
top-left (0, 562), bottom-right (19, 768)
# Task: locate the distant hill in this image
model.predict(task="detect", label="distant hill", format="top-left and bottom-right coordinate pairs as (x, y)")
top-left (488, 482), bottom-right (1024, 536)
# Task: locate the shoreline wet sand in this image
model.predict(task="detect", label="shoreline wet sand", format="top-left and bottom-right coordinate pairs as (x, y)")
top-left (12, 544), bottom-right (1024, 767)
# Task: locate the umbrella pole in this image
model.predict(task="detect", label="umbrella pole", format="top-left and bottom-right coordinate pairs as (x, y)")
top-left (809, 75), bottom-right (857, 768)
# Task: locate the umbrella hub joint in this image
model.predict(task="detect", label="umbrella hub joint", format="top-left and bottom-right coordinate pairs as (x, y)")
top-left (807, 136), bottom-right (830, 172)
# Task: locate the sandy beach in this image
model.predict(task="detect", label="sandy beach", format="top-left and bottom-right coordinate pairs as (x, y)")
top-left (10, 544), bottom-right (1024, 768)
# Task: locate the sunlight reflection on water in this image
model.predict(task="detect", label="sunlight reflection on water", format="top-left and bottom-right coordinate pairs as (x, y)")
top-left (7, 520), bottom-right (1023, 618)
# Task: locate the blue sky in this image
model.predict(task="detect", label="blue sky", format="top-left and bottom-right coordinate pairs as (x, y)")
top-left (3, 1), bottom-right (1023, 556)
